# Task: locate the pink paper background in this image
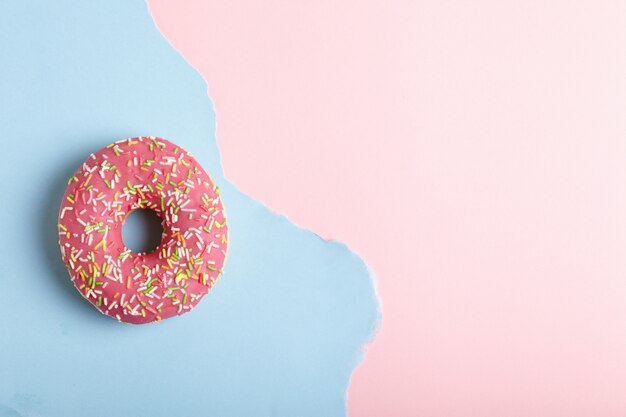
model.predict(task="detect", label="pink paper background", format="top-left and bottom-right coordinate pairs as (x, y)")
top-left (148, 1), bottom-right (626, 415)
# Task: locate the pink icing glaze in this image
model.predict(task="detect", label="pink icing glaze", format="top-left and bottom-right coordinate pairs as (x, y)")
top-left (58, 136), bottom-right (228, 324)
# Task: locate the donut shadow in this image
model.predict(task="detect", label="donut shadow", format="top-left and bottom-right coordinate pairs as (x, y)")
top-left (39, 143), bottom-right (107, 322)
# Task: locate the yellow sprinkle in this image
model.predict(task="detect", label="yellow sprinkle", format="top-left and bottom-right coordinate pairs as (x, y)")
top-left (114, 192), bottom-right (119, 201)
top-left (156, 315), bottom-right (161, 321)
top-left (66, 196), bottom-right (75, 204)
top-left (83, 173), bottom-right (93, 186)
top-left (141, 309), bottom-right (146, 317)
top-left (94, 239), bottom-right (106, 250)
top-left (70, 253), bottom-right (77, 262)
top-left (181, 159), bottom-right (189, 167)
top-left (129, 140), bottom-right (138, 145)
top-left (58, 224), bottom-right (67, 231)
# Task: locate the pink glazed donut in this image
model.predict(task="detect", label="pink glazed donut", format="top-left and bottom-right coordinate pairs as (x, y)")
top-left (58, 137), bottom-right (228, 324)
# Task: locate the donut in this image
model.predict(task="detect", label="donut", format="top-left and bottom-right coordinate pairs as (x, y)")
top-left (58, 137), bottom-right (228, 324)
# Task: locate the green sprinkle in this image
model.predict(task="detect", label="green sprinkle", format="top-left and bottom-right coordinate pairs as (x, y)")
top-left (160, 196), bottom-right (164, 211)
top-left (188, 213), bottom-right (193, 220)
top-left (187, 169), bottom-right (192, 179)
top-left (173, 147), bottom-right (179, 154)
top-left (101, 263), bottom-right (106, 274)
top-left (207, 265), bottom-right (217, 271)
top-left (151, 138), bottom-right (163, 149)
top-left (85, 222), bottom-right (103, 232)
top-left (104, 179), bottom-right (112, 189)
top-left (97, 296), bottom-right (102, 306)
top-left (85, 185), bottom-right (93, 191)
top-left (183, 293), bottom-right (188, 304)
top-left (113, 147), bottom-right (120, 156)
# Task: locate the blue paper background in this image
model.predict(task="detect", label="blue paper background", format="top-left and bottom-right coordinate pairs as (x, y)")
top-left (0, 1), bottom-right (379, 416)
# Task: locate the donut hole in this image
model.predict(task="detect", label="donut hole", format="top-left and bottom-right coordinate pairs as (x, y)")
top-left (122, 209), bottom-right (164, 254)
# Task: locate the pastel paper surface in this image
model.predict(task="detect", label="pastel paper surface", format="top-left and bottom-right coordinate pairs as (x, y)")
top-left (147, 1), bottom-right (626, 416)
top-left (0, 1), bottom-right (378, 416)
